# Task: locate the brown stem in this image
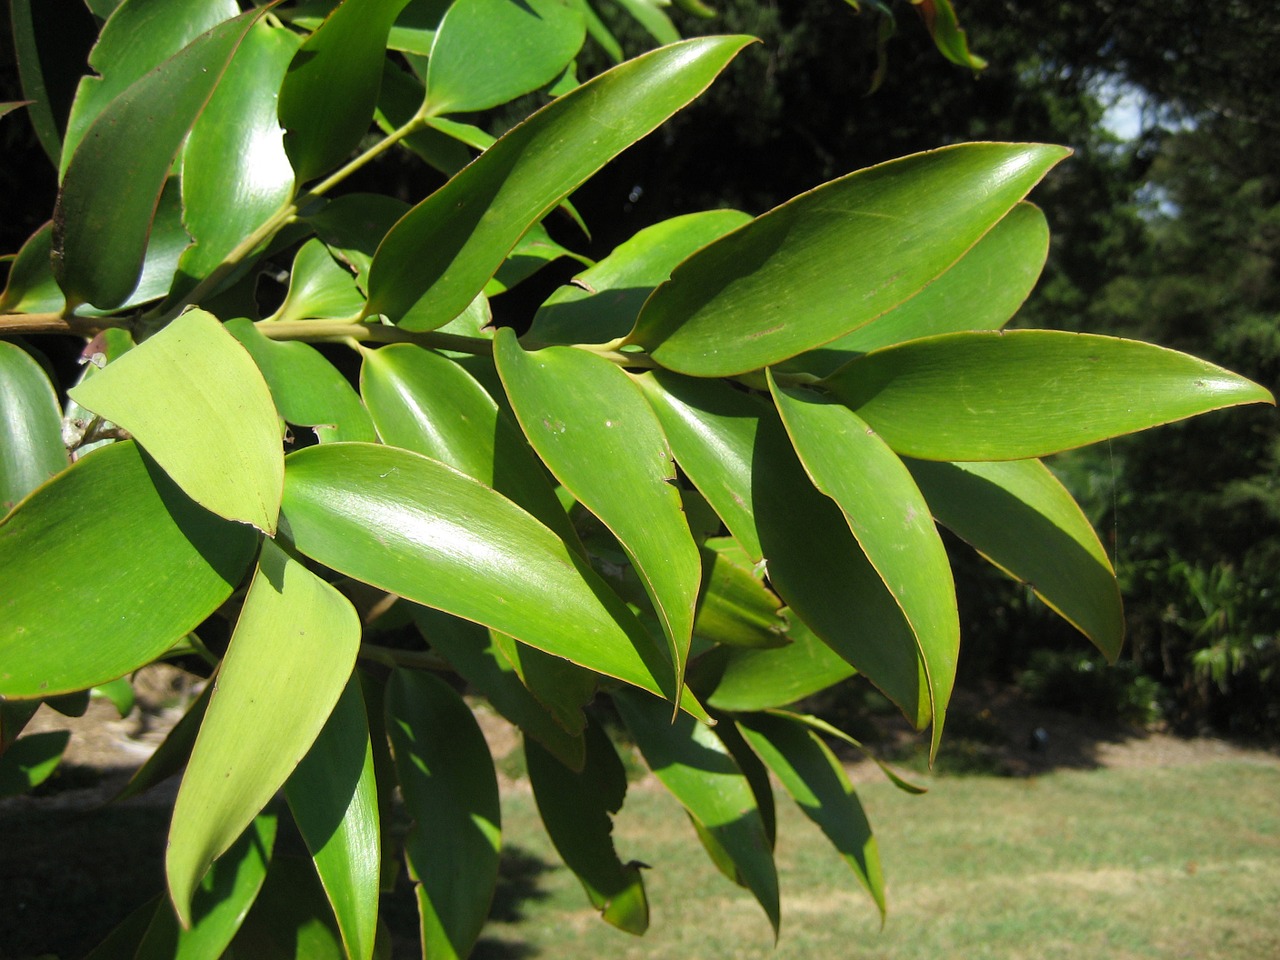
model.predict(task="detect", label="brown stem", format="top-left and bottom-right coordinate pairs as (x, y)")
top-left (0, 313), bottom-right (128, 336)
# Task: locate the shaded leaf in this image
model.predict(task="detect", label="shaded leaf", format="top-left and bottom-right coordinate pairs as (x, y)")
top-left (775, 709), bottom-right (928, 795)
top-left (0, 341), bottom-right (66, 515)
top-left (910, 0), bottom-right (987, 70)
top-left (0, 222), bottom-right (63, 314)
top-left (363, 35), bottom-right (753, 329)
top-left (116, 683), bottom-right (212, 801)
top-left (0, 441), bottom-right (256, 699)
top-left (627, 143), bottom-right (1069, 376)
top-left (693, 540), bottom-right (789, 649)
top-left (306, 193), bottom-right (411, 293)
top-left (823, 330), bottom-right (1276, 461)
top-left (167, 539), bottom-right (360, 925)
top-left (268, 239), bottom-right (366, 322)
top-left (225, 856), bottom-right (347, 959)
top-left (386, 669), bottom-right (499, 960)
top-left (612, 0), bottom-right (680, 45)
top-left (0, 730), bottom-right (69, 797)
top-left (10, 0), bottom-right (69, 165)
top-left (489, 629), bottom-right (595, 736)
top-left (69, 309), bottom-right (285, 533)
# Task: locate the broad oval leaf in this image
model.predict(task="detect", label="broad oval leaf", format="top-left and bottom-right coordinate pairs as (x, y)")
top-left (0, 441), bottom-right (256, 699)
top-left (769, 375), bottom-right (957, 758)
top-left (529, 209), bottom-right (753, 346)
top-left (54, 9), bottom-right (265, 310)
top-left (626, 143), bottom-right (1070, 376)
top-left (278, 0), bottom-right (415, 184)
top-left (69, 309), bottom-right (285, 533)
top-left (279, 442), bottom-right (703, 717)
top-left (823, 330), bottom-right (1276, 461)
top-left (363, 35), bottom-right (754, 329)
top-left (785, 201), bottom-right (1050, 377)
top-left (613, 689), bottom-right (780, 935)
top-left (228, 318), bottom-right (378, 444)
top-left (0, 341), bottom-right (66, 515)
top-left (285, 674), bottom-right (381, 960)
top-left (525, 718), bottom-right (649, 934)
top-left (908, 457), bottom-right (1124, 660)
top-left (737, 712), bottom-right (885, 920)
top-left (495, 330), bottom-right (701, 691)
top-left (167, 538), bottom-right (361, 925)
top-left (268, 238), bottom-right (366, 323)
top-left (0, 223), bottom-right (65, 314)
top-left (386, 668), bottom-right (499, 960)
top-left (696, 619), bottom-right (855, 713)
top-left (424, 0), bottom-right (585, 115)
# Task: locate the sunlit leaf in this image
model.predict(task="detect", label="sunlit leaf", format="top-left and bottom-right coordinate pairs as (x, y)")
top-left (695, 619), bottom-right (855, 713)
top-left (0, 441), bottom-right (255, 699)
top-left (612, 0), bottom-right (680, 45)
top-left (823, 330), bottom-right (1276, 461)
top-left (627, 143), bottom-right (1069, 376)
top-left (909, 0), bottom-right (987, 70)
top-left (268, 239), bottom-right (366, 322)
top-left (386, 668), bottom-right (499, 960)
top-left (167, 539), bottom-right (360, 925)
top-left (91, 676), bottom-right (135, 718)
top-left (69, 309), bottom-right (285, 533)
top-left (0, 341), bottom-right (66, 515)
top-left (693, 540), bottom-right (789, 649)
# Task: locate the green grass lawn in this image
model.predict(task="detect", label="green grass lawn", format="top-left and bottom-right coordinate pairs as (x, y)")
top-left (473, 759), bottom-right (1280, 960)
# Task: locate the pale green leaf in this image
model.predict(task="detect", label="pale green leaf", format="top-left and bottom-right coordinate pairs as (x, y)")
top-left (69, 309), bottom-right (285, 533)
top-left (268, 239), bottom-right (366, 322)
top-left (693, 540), bottom-right (789, 649)
top-left (0, 341), bottom-right (66, 515)
top-left (167, 539), bottom-right (360, 924)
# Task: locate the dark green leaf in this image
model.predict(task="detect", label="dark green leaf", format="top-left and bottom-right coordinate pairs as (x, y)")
top-left (10, 0), bottom-right (69, 165)
top-left (693, 540), bottom-right (789, 649)
top-left (0, 441), bottom-right (256, 699)
top-left (0, 223), bottom-right (63, 314)
top-left (696, 619), bottom-right (856, 713)
top-left (226, 856), bottom-right (347, 959)
top-left (115, 682), bottom-right (212, 801)
top-left (0, 341), bottom-right (66, 515)
top-left (0, 730), bottom-right (69, 797)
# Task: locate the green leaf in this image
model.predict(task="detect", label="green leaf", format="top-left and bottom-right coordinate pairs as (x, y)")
top-left (0, 441), bottom-right (256, 699)
top-left (116, 683), bottom-right (212, 802)
top-left (60, 0), bottom-right (240, 175)
top-left (176, 21), bottom-right (299, 294)
top-left (694, 540), bottom-right (789, 649)
top-left (0, 223), bottom-right (64, 314)
top-left (10, 0), bottom-right (67, 166)
top-left (167, 539), bottom-right (361, 925)
top-left (907, 457), bottom-right (1124, 660)
top-left (227, 318), bottom-right (378, 444)
top-left (412, 607), bottom-right (585, 770)
top-left (910, 0), bottom-right (987, 70)
top-left (696, 618), bottom-right (856, 713)
top-left (486, 222), bottom-right (590, 298)
top-left (489, 629), bottom-right (595, 736)
top-left (613, 689), bottom-right (780, 935)
top-left (769, 374), bottom-right (957, 759)
top-left (635, 371), bottom-right (930, 729)
top-left (0, 699), bottom-right (41, 753)
top-left (359, 342), bottom-right (576, 544)
top-left (306, 193), bottom-right (411, 293)
top-left (823, 330), bottom-right (1277, 461)
top-left (0, 341), bottom-right (66, 515)
top-left (386, 668), bottom-right (500, 960)
top-left (626, 143), bottom-right (1070, 376)
top-left (0, 730), bottom-right (69, 797)
top-left (363, 35), bottom-right (753, 329)
top-left (612, 0), bottom-right (681, 45)
top-left (139, 813), bottom-right (278, 960)
top-left (268, 239), bottom-right (367, 322)
top-left (774, 708), bottom-right (927, 795)
top-left (495, 330), bottom-right (701, 690)
top-left (529, 209), bottom-right (752, 346)
top-left (278, 0), bottom-right (415, 184)
top-left (285, 675), bottom-right (381, 960)
top-left (424, 0), bottom-right (585, 115)
top-left (280, 442), bottom-right (703, 716)
top-left (737, 712), bottom-right (886, 919)
top-left (525, 718), bottom-right (649, 934)
top-left (784, 201), bottom-right (1050, 377)
top-left (92, 676), bottom-right (136, 718)
top-left (53, 8), bottom-right (265, 310)
top-left (226, 855), bottom-right (348, 959)
top-left (69, 309), bottom-right (285, 533)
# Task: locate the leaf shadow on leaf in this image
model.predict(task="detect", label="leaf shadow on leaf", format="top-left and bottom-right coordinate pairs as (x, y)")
top-left (533, 286), bottom-right (653, 344)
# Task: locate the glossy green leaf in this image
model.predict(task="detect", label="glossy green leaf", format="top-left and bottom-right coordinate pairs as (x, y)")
top-left (770, 375), bottom-right (957, 758)
top-left (167, 539), bottom-right (361, 925)
top-left (359, 342), bottom-right (576, 544)
top-left (280, 442), bottom-right (702, 717)
top-left (738, 712), bottom-right (886, 919)
top-left (10, 0), bottom-right (65, 166)
top-left (525, 718), bottom-right (649, 934)
top-left (228, 318), bottom-right (377, 444)
top-left (386, 669), bottom-right (499, 960)
top-left (412, 606), bottom-right (585, 770)
top-left (116, 683), bottom-right (212, 801)
top-left (786, 201), bottom-right (1050, 377)
top-left (0, 441), bottom-right (255, 699)
top-left (529, 209), bottom-right (752, 345)
top-left (306, 193), bottom-right (411, 293)
top-left (285, 674), bottom-right (380, 960)
top-left (911, 0), bottom-right (987, 70)
top-left (0, 223), bottom-right (63, 314)
top-left (0, 730), bottom-right (69, 797)
top-left (614, 689), bottom-right (779, 935)
top-left (69, 309), bottom-right (285, 533)
top-left (634, 371), bottom-right (930, 730)
top-left (489, 629), bottom-right (595, 736)
top-left (485, 222), bottom-right (590, 298)
top-left (696, 618), bottom-right (855, 712)
top-left (60, 0), bottom-right (240, 175)
top-left (363, 35), bottom-right (753, 329)
top-left (0, 341), bottom-right (66, 515)
top-left (176, 21), bottom-right (298, 293)
top-left (823, 330), bottom-right (1277, 461)
top-left (225, 856), bottom-right (348, 959)
top-left (908, 457), bottom-right (1124, 660)
top-left (54, 9), bottom-right (264, 310)
top-left (694, 540), bottom-right (789, 649)
top-left (424, 0), bottom-right (585, 115)
top-left (140, 813), bottom-right (277, 960)
top-left (496, 330), bottom-right (702, 691)
top-left (278, 0), bottom-right (414, 184)
top-left (268, 239), bottom-right (366, 322)
top-left (626, 143), bottom-right (1070, 376)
